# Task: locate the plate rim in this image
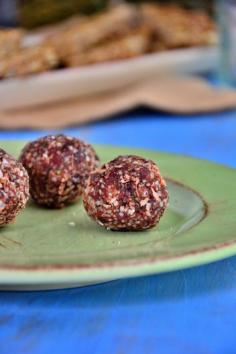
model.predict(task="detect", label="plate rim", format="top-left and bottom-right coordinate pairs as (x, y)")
top-left (0, 46), bottom-right (218, 111)
top-left (0, 241), bottom-right (236, 285)
top-left (0, 46), bottom-right (217, 84)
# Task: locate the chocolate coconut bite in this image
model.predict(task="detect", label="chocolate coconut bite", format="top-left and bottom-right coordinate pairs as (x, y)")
top-left (83, 155), bottom-right (168, 231)
top-left (0, 149), bottom-right (29, 226)
top-left (20, 135), bottom-right (99, 208)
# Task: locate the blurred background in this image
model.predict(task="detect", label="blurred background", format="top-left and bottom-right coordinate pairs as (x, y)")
top-left (0, 0), bottom-right (213, 28)
top-left (0, 0), bottom-right (222, 117)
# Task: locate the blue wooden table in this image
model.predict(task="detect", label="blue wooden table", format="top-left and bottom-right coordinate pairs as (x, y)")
top-left (0, 107), bottom-right (236, 354)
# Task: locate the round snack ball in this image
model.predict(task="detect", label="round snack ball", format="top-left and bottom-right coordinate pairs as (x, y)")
top-left (20, 134), bottom-right (100, 208)
top-left (0, 149), bottom-right (29, 226)
top-left (83, 155), bottom-right (168, 231)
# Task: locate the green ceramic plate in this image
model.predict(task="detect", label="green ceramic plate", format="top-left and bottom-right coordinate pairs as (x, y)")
top-left (0, 141), bottom-right (236, 290)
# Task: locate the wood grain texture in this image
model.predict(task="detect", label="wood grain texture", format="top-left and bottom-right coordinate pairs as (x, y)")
top-left (0, 100), bottom-right (235, 354)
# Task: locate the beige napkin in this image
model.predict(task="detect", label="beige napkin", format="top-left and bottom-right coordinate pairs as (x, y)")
top-left (1, 76), bottom-right (236, 129)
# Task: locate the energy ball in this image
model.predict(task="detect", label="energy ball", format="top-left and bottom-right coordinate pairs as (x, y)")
top-left (20, 135), bottom-right (99, 208)
top-left (83, 155), bottom-right (168, 231)
top-left (0, 149), bottom-right (29, 226)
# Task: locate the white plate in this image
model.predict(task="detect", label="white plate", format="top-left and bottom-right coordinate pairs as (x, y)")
top-left (0, 46), bottom-right (219, 111)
